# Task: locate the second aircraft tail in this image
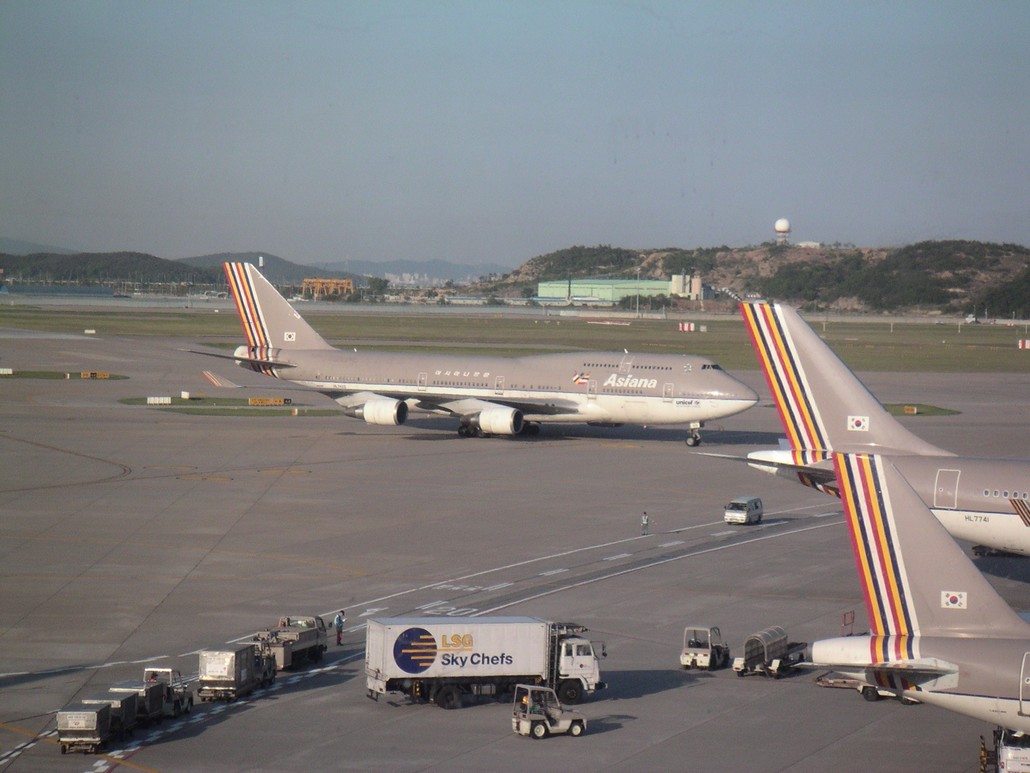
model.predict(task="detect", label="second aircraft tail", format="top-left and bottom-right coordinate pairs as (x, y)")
top-left (834, 452), bottom-right (1026, 640)
top-left (740, 302), bottom-right (946, 457)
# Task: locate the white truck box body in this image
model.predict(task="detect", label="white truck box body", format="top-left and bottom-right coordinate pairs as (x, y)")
top-left (200, 645), bottom-right (251, 684)
top-left (366, 617), bottom-right (550, 681)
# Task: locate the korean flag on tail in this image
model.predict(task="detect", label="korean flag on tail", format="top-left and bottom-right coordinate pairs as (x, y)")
top-left (284, 331), bottom-right (297, 342)
top-left (941, 591), bottom-right (967, 609)
top-left (847, 415), bottom-right (869, 432)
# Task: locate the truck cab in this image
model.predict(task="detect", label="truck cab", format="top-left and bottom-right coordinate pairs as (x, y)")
top-left (555, 634), bottom-right (605, 703)
top-left (991, 727), bottom-right (1030, 772)
top-left (680, 625), bottom-right (730, 670)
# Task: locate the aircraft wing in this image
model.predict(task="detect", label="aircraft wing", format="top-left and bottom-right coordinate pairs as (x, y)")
top-left (701, 449), bottom-right (838, 488)
top-left (415, 396), bottom-right (580, 417)
top-left (322, 391), bottom-right (392, 410)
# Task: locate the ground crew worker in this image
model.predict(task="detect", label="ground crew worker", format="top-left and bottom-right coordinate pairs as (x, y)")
top-left (334, 609), bottom-right (346, 646)
top-left (640, 511), bottom-right (650, 536)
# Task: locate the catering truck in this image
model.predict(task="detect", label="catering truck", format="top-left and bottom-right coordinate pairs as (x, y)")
top-left (365, 616), bottom-right (606, 709)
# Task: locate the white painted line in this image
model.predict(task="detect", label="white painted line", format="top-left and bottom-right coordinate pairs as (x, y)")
top-left (539, 568), bottom-right (568, 576)
top-left (479, 520), bottom-right (843, 615)
top-left (710, 530), bottom-right (736, 537)
top-left (603, 553), bottom-right (631, 561)
top-left (813, 511), bottom-right (839, 518)
top-left (658, 540), bottom-right (684, 547)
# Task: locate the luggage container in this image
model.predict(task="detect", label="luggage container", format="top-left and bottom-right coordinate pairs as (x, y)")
top-left (80, 691), bottom-right (137, 740)
top-left (109, 679), bottom-right (165, 725)
top-left (198, 643), bottom-right (276, 701)
top-left (57, 702), bottom-right (110, 755)
top-left (732, 625), bottom-right (806, 677)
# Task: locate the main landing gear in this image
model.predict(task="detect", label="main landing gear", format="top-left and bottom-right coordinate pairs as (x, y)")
top-left (685, 430), bottom-right (703, 447)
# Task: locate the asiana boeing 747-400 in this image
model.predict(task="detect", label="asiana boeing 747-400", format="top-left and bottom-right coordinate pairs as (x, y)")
top-left (190, 262), bottom-right (757, 440)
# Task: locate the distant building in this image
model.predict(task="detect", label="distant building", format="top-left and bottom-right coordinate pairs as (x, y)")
top-left (535, 274), bottom-right (709, 303)
top-left (302, 277), bottom-right (354, 299)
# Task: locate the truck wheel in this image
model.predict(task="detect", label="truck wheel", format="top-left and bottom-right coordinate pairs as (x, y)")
top-left (569, 721), bottom-right (585, 737)
top-left (437, 686), bottom-right (462, 710)
top-left (558, 680), bottom-right (583, 704)
top-left (531, 721), bottom-right (547, 739)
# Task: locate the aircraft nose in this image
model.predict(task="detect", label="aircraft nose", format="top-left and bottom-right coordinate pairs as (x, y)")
top-left (727, 377), bottom-right (759, 405)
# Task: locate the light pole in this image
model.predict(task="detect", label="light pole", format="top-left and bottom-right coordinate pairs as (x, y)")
top-left (635, 268), bottom-right (640, 318)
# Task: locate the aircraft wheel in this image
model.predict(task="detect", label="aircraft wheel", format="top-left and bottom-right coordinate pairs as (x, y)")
top-left (861, 686), bottom-right (881, 702)
top-left (685, 434), bottom-right (700, 447)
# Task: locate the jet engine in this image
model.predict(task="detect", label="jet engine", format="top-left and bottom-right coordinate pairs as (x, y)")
top-left (462, 407), bottom-right (524, 436)
top-left (343, 398), bottom-right (408, 426)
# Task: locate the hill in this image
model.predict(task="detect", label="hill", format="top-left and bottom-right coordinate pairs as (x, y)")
top-left (178, 253), bottom-right (361, 285)
top-left (1, 241), bottom-right (1026, 315)
top-left (0, 252), bottom-right (222, 284)
top-left (484, 241), bottom-right (1030, 316)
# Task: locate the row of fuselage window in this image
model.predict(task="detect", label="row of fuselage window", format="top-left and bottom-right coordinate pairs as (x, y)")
top-left (321, 375), bottom-right (657, 395)
top-left (984, 489), bottom-right (1030, 500)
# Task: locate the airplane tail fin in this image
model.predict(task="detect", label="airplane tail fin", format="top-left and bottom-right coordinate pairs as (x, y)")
top-left (740, 302), bottom-right (945, 456)
top-left (224, 263), bottom-right (334, 352)
top-left (834, 453), bottom-right (1026, 642)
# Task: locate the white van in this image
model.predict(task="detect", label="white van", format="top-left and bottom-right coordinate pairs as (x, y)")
top-left (724, 496), bottom-right (763, 525)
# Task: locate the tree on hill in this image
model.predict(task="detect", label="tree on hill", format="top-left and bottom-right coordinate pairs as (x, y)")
top-left (523, 245), bottom-right (639, 279)
top-left (0, 252), bottom-right (221, 284)
top-left (973, 267), bottom-right (1030, 319)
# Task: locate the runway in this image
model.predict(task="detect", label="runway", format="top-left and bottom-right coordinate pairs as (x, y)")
top-left (1, 330), bottom-right (1027, 771)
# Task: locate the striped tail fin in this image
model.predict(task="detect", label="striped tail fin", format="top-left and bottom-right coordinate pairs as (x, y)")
top-left (224, 263), bottom-right (334, 353)
top-left (833, 453), bottom-right (1026, 642)
top-left (740, 302), bottom-right (945, 456)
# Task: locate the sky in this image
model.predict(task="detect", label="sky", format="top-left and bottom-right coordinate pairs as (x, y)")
top-left (1, 1), bottom-right (1028, 268)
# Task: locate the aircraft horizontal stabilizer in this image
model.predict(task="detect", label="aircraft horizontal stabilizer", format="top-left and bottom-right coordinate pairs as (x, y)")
top-left (202, 370), bottom-right (241, 388)
top-left (184, 347), bottom-right (295, 369)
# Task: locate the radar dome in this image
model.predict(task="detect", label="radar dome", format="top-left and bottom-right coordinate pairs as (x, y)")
top-left (774, 218), bottom-right (791, 233)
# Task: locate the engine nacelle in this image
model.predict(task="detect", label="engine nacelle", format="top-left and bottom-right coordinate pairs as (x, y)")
top-left (343, 398), bottom-right (408, 426)
top-left (466, 407), bottom-right (524, 436)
